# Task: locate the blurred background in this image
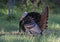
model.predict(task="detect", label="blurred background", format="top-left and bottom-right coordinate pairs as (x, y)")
top-left (0, 0), bottom-right (60, 32)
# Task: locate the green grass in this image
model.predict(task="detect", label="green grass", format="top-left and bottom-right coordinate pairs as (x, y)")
top-left (0, 32), bottom-right (60, 42)
top-left (48, 14), bottom-right (60, 30)
top-left (0, 8), bottom-right (22, 32)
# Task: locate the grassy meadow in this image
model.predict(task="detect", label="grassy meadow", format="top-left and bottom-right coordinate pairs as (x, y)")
top-left (0, 6), bottom-right (60, 42)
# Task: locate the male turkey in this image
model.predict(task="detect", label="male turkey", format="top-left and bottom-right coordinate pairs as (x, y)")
top-left (19, 6), bottom-right (49, 35)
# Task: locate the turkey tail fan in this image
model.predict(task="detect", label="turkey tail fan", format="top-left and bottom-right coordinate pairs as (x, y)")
top-left (39, 5), bottom-right (49, 32)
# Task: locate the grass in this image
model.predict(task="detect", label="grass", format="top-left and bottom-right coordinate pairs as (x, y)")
top-left (48, 14), bottom-right (60, 30)
top-left (0, 7), bottom-right (60, 42)
top-left (0, 32), bottom-right (60, 42)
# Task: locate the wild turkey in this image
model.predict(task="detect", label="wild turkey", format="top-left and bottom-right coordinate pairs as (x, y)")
top-left (19, 5), bottom-right (49, 35)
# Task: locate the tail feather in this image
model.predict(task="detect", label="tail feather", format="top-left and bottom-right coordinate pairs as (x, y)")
top-left (39, 5), bottom-right (49, 31)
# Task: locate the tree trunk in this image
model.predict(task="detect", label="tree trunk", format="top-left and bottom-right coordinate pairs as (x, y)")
top-left (8, 0), bottom-right (15, 15)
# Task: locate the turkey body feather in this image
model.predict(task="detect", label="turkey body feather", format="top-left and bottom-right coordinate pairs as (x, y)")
top-left (19, 6), bottom-right (49, 35)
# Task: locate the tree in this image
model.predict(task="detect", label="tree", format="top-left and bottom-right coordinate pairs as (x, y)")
top-left (8, 0), bottom-right (15, 16)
